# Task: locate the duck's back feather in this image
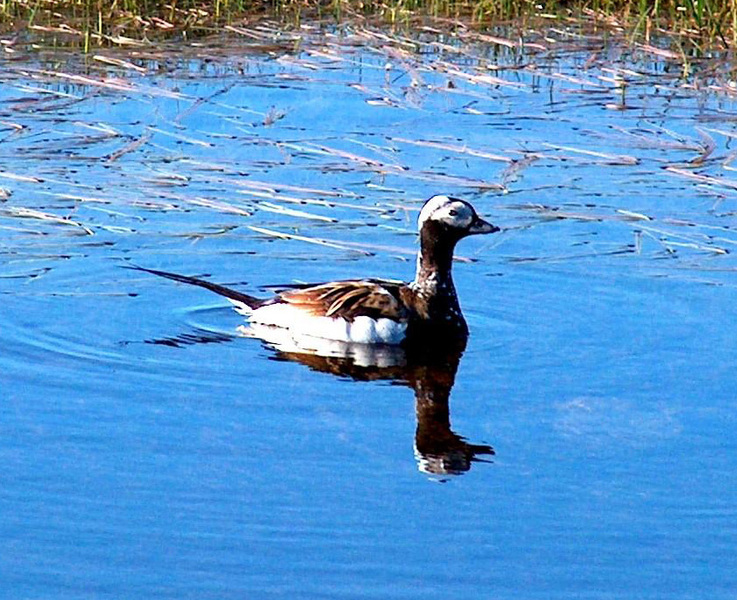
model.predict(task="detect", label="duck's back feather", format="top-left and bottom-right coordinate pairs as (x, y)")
top-left (274, 279), bottom-right (409, 320)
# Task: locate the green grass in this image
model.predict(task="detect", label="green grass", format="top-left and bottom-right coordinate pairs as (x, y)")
top-left (1, 0), bottom-right (736, 47)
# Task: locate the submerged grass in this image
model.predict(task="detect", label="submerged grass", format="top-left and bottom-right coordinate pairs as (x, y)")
top-left (1, 1), bottom-right (736, 49)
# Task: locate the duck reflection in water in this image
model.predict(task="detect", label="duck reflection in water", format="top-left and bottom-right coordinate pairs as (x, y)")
top-left (240, 324), bottom-right (495, 478)
top-left (149, 324), bottom-right (494, 477)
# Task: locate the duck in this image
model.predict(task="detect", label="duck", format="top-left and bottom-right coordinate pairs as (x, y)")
top-left (131, 194), bottom-right (500, 346)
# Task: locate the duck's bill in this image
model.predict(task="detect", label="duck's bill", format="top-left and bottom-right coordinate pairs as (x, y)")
top-left (469, 217), bottom-right (501, 235)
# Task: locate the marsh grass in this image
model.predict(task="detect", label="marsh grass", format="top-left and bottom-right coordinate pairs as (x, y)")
top-left (1, 1), bottom-right (736, 49)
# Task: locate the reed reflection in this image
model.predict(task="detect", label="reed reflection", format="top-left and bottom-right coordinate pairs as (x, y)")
top-left (244, 325), bottom-right (494, 478)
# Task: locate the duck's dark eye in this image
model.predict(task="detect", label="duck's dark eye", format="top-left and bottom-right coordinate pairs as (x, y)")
top-left (448, 209), bottom-right (458, 217)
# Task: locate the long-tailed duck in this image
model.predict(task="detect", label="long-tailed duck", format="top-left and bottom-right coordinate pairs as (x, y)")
top-left (131, 194), bottom-right (499, 346)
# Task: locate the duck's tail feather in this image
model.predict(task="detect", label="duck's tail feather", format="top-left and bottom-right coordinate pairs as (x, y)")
top-left (125, 265), bottom-right (263, 312)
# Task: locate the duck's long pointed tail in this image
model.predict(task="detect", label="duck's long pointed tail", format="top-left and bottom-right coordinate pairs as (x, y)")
top-left (125, 265), bottom-right (263, 312)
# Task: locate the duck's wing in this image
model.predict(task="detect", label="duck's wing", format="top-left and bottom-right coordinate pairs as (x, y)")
top-left (275, 279), bottom-right (410, 321)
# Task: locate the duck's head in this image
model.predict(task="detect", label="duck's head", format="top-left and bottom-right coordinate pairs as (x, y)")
top-left (417, 195), bottom-right (499, 241)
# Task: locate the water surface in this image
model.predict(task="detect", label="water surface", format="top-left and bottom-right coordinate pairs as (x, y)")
top-left (1, 21), bottom-right (737, 599)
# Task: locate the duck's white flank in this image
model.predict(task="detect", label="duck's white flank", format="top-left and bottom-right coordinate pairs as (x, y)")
top-left (237, 323), bottom-right (407, 367)
top-left (232, 300), bottom-right (407, 345)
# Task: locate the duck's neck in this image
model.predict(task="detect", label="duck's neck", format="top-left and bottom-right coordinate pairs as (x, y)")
top-left (410, 227), bottom-right (464, 325)
top-left (412, 240), bottom-right (454, 293)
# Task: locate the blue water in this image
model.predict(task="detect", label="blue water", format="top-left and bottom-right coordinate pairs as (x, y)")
top-left (2, 22), bottom-right (737, 598)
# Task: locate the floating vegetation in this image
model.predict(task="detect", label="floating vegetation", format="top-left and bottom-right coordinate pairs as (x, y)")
top-left (3, 206), bottom-right (94, 235)
top-left (1, 15), bottom-right (737, 292)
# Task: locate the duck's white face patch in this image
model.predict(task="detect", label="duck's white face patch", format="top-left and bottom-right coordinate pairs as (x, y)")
top-left (418, 195), bottom-right (474, 230)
